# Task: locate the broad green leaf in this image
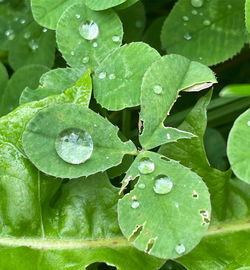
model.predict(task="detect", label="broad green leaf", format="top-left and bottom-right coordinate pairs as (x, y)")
top-left (8, 20), bottom-right (55, 70)
top-left (116, 0), bottom-right (139, 10)
top-left (0, 64), bottom-right (49, 116)
top-left (118, 151), bottom-right (211, 259)
top-left (93, 42), bottom-right (160, 111)
top-left (86, 0), bottom-right (126, 11)
top-left (220, 84), bottom-right (250, 97)
top-left (117, 1), bottom-right (146, 43)
top-left (177, 177), bottom-right (250, 269)
top-left (159, 91), bottom-right (231, 220)
top-left (56, 3), bottom-right (123, 69)
top-left (22, 103), bottom-right (136, 179)
top-left (246, 0), bottom-right (250, 33)
top-left (161, 0), bottom-right (246, 66)
top-left (0, 62), bottom-right (8, 100)
top-left (19, 67), bottom-right (86, 104)
top-left (227, 109), bottom-right (250, 184)
top-left (140, 54), bottom-right (217, 150)
top-left (31, 0), bottom-right (82, 30)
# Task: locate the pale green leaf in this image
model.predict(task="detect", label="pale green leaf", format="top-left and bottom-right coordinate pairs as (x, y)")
top-left (93, 42), bottom-right (160, 110)
top-left (31, 0), bottom-right (82, 30)
top-left (220, 84), bottom-right (250, 97)
top-left (86, 0), bottom-right (126, 11)
top-left (161, 0), bottom-right (246, 66)
top-left (140, 54), bottom-right (217, 150)
top-left (56, 3), bottom-right (123, 70)
top-left (227, 109), bottom-right (250, 184)
top-left (118, 151), bottom-right (211, 259)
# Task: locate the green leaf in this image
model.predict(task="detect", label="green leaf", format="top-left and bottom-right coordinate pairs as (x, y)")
top-left (220, 84), bottom-right (250, 97)
top-left (8, 20), bottom-right (56, 70)
top-left (246, 0), bottom-right (250, 33)
top-left (116, 0), bottom-right (139, 10)
top-left (93, 42), bottom-right (160, 111)
top-left (31, 0), bottom-right (82, 30)
top-left (0, 64), bottom-right (49, 116)
top-left (159, 91), bottom-right (231, 220)
top-left (118, 151), bottom-right (211, 259)
top-left (0, 62), bottom-right (8, 101)
top-left (177, 177), bottom-right (250, 269)
top-left (161, 0), bottom-right (246, 66)
top-left (56, 2), bottom-right (123, 69)
top-left (22, 103), bottom-right (136, 178)
top-left (86, 0), bottom-right (126, 11)
top-left (19, 67), bottom-right (86, 104)
top-left (227, 109), bottom-right (250, 184)
top-left (140, 54), bottom-right (217, 150)
top-left (117, 1), bottom-right (146, 43)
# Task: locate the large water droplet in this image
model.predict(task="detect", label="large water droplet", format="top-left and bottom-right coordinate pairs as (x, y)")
top-left (182, 16), bottom-right (189, 22)
top-left (29, 40), bottom-right (39, 50)
top-left (184, 33), bottom-right (192, 40)
top-left (203, 19), bottom-right (211, 26)
top-left (131, 200), bottom-right (140, 209)
top-left (153, 175), bottom-right (173, 195)
top-left (98, 72), bottom-right (106, 79)
top-left (112, 35), bottom-right (120, 42)
top-left (138, 183), bottom-right (146, 189)
top-left (82, 56), bottom-right (89, 64)
top-left (175, 244), bottom-right (186, 254)
top-left (55, 128), bottom-right (93, 165)
top-left (191, 0), bottom-right (203, 8)
top-left (138, 157), bottom-right (155, 174)
top-left (79, 20), bottom-right (99, 40)
top-left (153, 85), bottom-right (163, 95)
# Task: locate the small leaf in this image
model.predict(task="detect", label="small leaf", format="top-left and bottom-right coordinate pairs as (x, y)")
top-left (118, 151), bottom-right (211, 259)
top-left (31, 0), bottom-right (82, 30)
top-left (220, 84), bottom-right (250, 97)
top-left (227, 109), bottom-right (250, 184)
top-left (86, 0), bottom-right (126, 11)
top-left (161, 0), bottom-right (246, 66)
top-left (0, 64), bottom-right (49, 116)
top-left (140, 54), bottom-right (217, 150)
top-left (19, 67), bottom-right (86, 104)
top-left (56, 2), bottom-right (123, 69)
top-left (93, 42), bottom-right (160, 110)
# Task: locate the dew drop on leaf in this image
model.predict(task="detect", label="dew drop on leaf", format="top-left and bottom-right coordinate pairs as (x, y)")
top-left (82, 56), bottom-right (89, 64)
top-left (20, 19), bottom-right (26, 24)
top-left (93, 42), bottom-right (98, 47)
top-left (112, 35), bottom-right (120, 42)
top-left (203, 19), bottom-right (211, 26)
top-left (191, 0), bottom-right (203, 8)
top-left (182, 16), bottom-right (189, 22)
top-left (247, 121), bottom-right (250, 126)
top-left (135, 20), bottom-right (143, 28)
top-left (153, 85), bottom-right (163, 95)
top-left (29, 40), bottom-right (39, 50)
top-left (138, 157), bottom-right (155, 174)
top-left (5, 29), bottom-right (15, 40)
top-left (192, 9), bottom-right (198, 15)
top-left (138, 183), bottom-right (146, 189)
top-left (175, 244), bottom-right (186, 254)
top-left (153, 175), bottom-right (173, 195)
top-left (79, 20), bottom-right (99, 40)
top-left (24, 32), bottom-right (31, 39)
top-left (98, 72), bottom-right (106, 79)
top-left (71, 51), bottom-right (75, 56)
top-left (55, 128), bottom-right (93, 165)
top-left (227, 4), bottom-right (232, 9)
top-left (184, 33), bottom-right (192, 40)
top-left (109, 74), bottom-right (116, 80)
top-left (131, 200), bottom-right (140, 209)
top-left (75, 14), bottom-right (81, 19)
top-left (167, 133), bottom-right (171, 140)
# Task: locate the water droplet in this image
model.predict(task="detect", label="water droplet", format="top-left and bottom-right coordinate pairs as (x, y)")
top-left (175, 202), bottom-right (179, 208)
top-left (55, 128), bottom-right (93, 165)
top-left (138, 157), bottom-right (155, 174)
top-left (98, 72), bottom-right (106, 79)
top-left (175, 244), bottom-right (186, 254)
top-left (184, 33), bottom-right (192, 40)
top-left (153, 175), bottom-right (173, 195)
top-left (167, 133), bottom-right (171, 140)
top-left (191, 0), bottom-right (203, 8)
top-left (106, 156), bottom-right (110, 159)
top-left (153, 85), bottom-right (163, 95)
top-left (20, 19), bottom-right (26, 24)
top-left (24, 32), bottom-right (30, 39)
top-left (109, 74), bottom-right (116, 80)
top-left (182, 16), bottom-right (189, 22)
top-left (43, 28), bottom-right (47, 33)
top-left (227, 4), bottom-right (232, 9)
top-left (93, 42), bottom-right (98, 48)
top-left (82, 56), bottom-right (89, 64)
top-left (192, 9), bottom-right (198, 15)
top-left (75, 14), bottom-right (81, 19)
top-left (138, 183), bottom-right (146, 189)
top-left (135, 20), bottom-right (143, 28)
top-left (247, 121), bottom-right (250, 126)
top-left (112, 35), bottom-right (120, 42)
top-left (29, 40), bottom-right (39, 50)
top-left (199, 12), bottom-right (203, 16)
top-left (203, 19), bottom-right (211, 26)
top-left (79, 20), bottom-right (99, 40)
top-left (131, 200), bottom-right (140, 209)
top-left (5, 29), bottom-right (15, 40)
top-left (71, 51), bottom-right (75, 56)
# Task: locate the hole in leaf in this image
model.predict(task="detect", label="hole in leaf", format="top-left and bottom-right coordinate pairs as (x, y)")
top-left (129, 224), bottom-right (144, 241)
top-left (86, 262), bottom-right (116, 270)
top-left (145, 237), bottom-right (157, 254)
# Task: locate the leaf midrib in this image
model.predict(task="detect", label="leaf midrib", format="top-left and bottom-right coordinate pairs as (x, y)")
top-left (0, 219), bottom-right (249, 250)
